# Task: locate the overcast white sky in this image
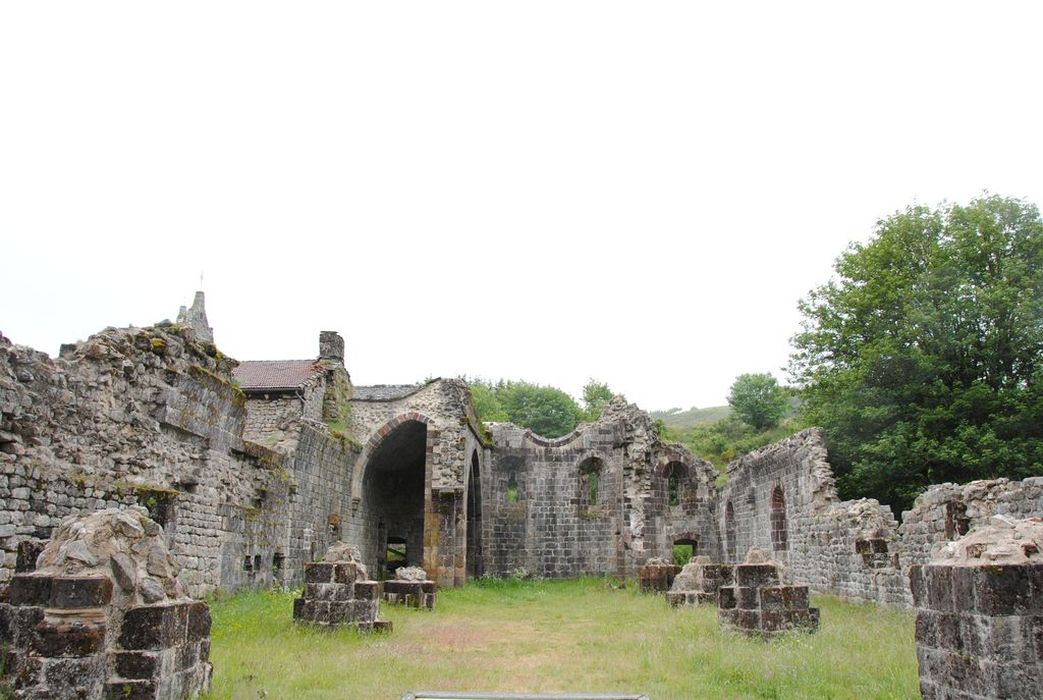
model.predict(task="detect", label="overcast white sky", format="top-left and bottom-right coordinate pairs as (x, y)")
top-left (2, 2), bottom-right (1041, 411)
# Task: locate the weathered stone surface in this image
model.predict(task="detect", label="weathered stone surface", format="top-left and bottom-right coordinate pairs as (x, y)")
top-left (718, 553), bottom-right (819, 638)
top-left (294, 558), bottom-right (389, 631)
top-left (911, 517), bottom-right (1043, 698)
top-left (0, 508), bottom-right (212, 699)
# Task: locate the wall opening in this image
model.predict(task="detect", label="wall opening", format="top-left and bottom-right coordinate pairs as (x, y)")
top-left (665, 461), bottom-right (687, 506)
top-left (770, 486), bottom-right (788, 551)
top-left (673, 537), bottom-right (698, 565)
top-left (578, 457), bottom-right (604, 507)
top-left (506, 472), bottom-right (519, 503)
top-left (385, 536), bottom-right (407, 578)
top-left (944, 501), bottom-right (970, 540)
top-left (361, 419), bottom-right (427, 579)
top-left (467, 450), bottom-right (484, 579)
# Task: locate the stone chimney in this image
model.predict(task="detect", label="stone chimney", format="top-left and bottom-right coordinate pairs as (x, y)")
top-left (176, 291), bottom-right (214, 344)
top-left (319, 331), bottom-right (344, 365)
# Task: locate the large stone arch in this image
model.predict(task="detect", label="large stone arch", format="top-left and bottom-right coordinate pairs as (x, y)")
top-left (350, 412), bottom-right (434, 505)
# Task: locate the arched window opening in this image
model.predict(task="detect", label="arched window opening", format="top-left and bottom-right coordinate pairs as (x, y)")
top-left (665, 462), bottom-right (686, 506)
top-left (578, 457), bottom-right (604, 507)
top-left (506, 472), bottom-right (519, 503)
top-left (770, 486), bottom-right (788, 551)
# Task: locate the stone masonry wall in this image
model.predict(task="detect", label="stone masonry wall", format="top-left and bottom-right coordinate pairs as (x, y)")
top-left (900, 476), bottom-right (1043, 569)
top-left (722, 430), bottom-right (1043, 607)
top-left (720, 429), bottom-right (909, 605)
top-left (0, 326), bottom-right (292, 597)
top-left (485, 398), bottom-right (720, 579)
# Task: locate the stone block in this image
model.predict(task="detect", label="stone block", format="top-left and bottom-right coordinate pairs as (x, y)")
top-left (186, 601), bottom-right (211, 643)
top-left (9, 574), bottom-right (52, 606)
top-left (909, 565), bottom-right (926, 606)
top-left (718, 586), bottom-right (736, 610)
top-left (292, 598), bottom-right (306, 620)
top-left (915, 610), bottom-right (939, 648)
top-left (759, 587), bottom-right (786, 611)
top-left (304, 563), bottom-right (336, 584)
top-left (354, 581), bottom-right (380, 600)
top-left (934, 612), bottom-right (962, 652)
top-left (49, 576), bottom-right (113, 609)
top-left (114, 651), bottom-right (159, 680)
top-left (103, 679), bottom-right (157, 700)
top-left (119, 603), bottom-right (188, 650)
top-left (736, 586), bottom-right (758, 610)
top-left (734, 564), bottom-right (778, 588)
top-left (974, 565), bottom-right (1034, 615)
top-left (926, 566), bottom-right (954, 612)
top-left (334, 562), bottom-right (363, 584)
top-left (372, 619), bottom-right (393, 633)
top-left (32, 618), bottom-right (107, 656)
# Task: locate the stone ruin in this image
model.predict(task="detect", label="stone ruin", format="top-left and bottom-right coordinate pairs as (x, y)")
top-left (717, 549), bottom-right (819, 637)
top-left (910, 516), bottom-right (1043, 699)
top-left (292, 542), bottom-right (391, 632)
top-left (0, 507), bottom-right (211, 699)
top-left (666, 556), bottom-right (733, 607)
top-left (1, 293), bottom-right (1042, 616)
top-left (382, 566), bottom-right (437, 610)
top-left (637, 558), bottom-right (681, 594)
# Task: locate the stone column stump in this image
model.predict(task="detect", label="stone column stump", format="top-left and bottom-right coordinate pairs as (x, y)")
top-left (666, 557), bottom-right (734, 607)
top-left (292, 542), bottom-right (391, 632)
top-left (638, 558), bottom-right (681, 594)
top-left (910, 516), bottom-right (1043, 700)
top-left (717, 549), bottom-right (819, 637)
top-left (382, 567), bottom-right (437, 610)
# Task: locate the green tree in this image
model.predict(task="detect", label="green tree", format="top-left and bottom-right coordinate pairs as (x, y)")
top-left (496, 381), bottom-right (584, 438)
top-left (727, 373), bottom-right (788, 431)
top-left (467, 379), bottom-right (508, 422)
top-left (790, 195), bottom-right (1043, 512)
top-left (581, 379), bottom-right (614, 421)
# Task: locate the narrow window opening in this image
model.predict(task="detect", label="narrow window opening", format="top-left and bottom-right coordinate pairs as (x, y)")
top-left (770, 486), bottom-right (788, 551)
top-left (578, 457), bottom-right (604, 508)
top-left (243, 555), bottom-right (253, 572)
top-left (506, 472), bottom-right (519, 503)
top-left (272, 552), bottom-right (285, 574)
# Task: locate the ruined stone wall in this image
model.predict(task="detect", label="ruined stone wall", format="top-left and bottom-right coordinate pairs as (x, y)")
top-left (0, 326), bottom-right (291, 596)
top-left (350, 380), bottom-right (482, 492)
top-left (720, 429), bottom-right (909, 605)
top-left (484, 399), bottom-right (720, 579)
top-left (900, 476), bottom-right (1043, 569)
top-left (720, 430), bottom-right (1043, 606)
top-left (347, 380), bottom-right (488, 587)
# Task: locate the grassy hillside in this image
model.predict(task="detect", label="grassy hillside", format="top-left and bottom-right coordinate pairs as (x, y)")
top-left (650, 405), bottom-right (731, 429)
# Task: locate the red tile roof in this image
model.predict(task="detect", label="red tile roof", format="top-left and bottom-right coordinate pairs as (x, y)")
top-left (233, 360), bottom-right (323, 391)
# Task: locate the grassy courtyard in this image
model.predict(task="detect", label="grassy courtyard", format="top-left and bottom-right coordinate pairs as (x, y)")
top-left (205, 578), bottom-right (917, 699)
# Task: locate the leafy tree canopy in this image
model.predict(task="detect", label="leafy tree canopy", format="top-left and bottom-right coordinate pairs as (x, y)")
top-left (790, 195), bottom-right (1043, 512)
top-left (581, 379), bottom-right (614, 421)
top-left (727, 373), bottom-right (789, 431)
top-left (466, 379), bottom-right (585, 438)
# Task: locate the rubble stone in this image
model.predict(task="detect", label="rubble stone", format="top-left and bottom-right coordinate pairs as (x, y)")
top-left (666, 556), bottom-right (734, 607)
top-left (0, 508), bottom-right (211, 699)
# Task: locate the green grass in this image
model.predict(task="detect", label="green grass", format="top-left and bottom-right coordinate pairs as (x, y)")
top-left (204, 578), bottom-right (917, 700)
